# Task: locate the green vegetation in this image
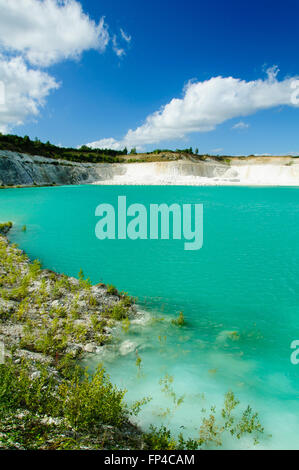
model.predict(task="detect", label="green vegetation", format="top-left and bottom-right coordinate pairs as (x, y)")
top-left (104, 300), bottom-right (130, 321)
top-left (0, 133), bottom-right (255, 169)
top-left (0, 229), bottom-right (142, 449)
top-left (0, 227), bottom-right (266, 450)
top-left (159, 374), bottom-right (184, 411)
top-left (171, 311), bottom-right (186, 327)
top-left (144, 390), bottom-right (264, 449)
top-left (0, 359), bottom-right (143, 449)
top-left (135, 351), bottom-right (142, 376)
top-left (149, 147), bottom-right (195, 155)
top-left (0, 133), bottom-right (127, 164)
top-left (106, 284), bottom-right (118, 295)
top-left (0, 232), bottom-right (134, 358)
top-left (144, 426), bottom-right (198, 450)
top-left (0, 221), bottom-right (12, 235)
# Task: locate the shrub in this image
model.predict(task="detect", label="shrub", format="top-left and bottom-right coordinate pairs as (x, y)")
top-left (144, 426), bottom-right (198, 450)
top-left (171, 312), bottom-right (186, 327)
top-left (0, 360), bottom-right (128, 432)
top-left (107, 284), bottom-right (118, 296)
top-left (0, 222), bottom-right (12, 235)
top-left (105, 300), bottom-right (129, 321)
top-left (58, 365), bottom-right (126, 430)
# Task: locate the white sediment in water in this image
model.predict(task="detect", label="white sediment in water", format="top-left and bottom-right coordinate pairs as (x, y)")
top-left (92, 158), bottom-right (299, 186)
top-left (83, 307), bottom-right (299, 450)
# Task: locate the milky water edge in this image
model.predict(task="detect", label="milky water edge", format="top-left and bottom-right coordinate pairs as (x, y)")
top-left (1, 185), bottom-right (299, 449)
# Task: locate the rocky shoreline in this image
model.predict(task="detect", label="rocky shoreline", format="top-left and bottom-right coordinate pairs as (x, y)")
top-left (0, 223), bottom-right (147, 450)
top-left (0, 223), bottom-right (267, 450)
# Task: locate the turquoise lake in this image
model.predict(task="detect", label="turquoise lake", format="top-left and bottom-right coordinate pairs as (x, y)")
top-left (1, 184), bottom-right (299, 449)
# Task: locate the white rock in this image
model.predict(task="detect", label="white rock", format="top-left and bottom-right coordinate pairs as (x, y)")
top-left (84, 343), bottom-right (96, 353)
top-left (119, 340), bottom-right (136, 356)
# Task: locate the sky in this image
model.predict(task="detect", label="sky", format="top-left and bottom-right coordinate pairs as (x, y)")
top-left (0, 0), bottom-right (299, 155)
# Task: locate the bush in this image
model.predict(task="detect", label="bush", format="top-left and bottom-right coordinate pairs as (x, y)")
top-left (0, 360), bottom-right (127, 431)
top-left (105, 300), bottom-right (129, 321)
top-left (0, 222), bottom-right (12, 235)
top-left (107, 284), bottom-right (118, 296)
top-left (171, 312), bottom-right (186, 327)
top-left (144, 426), bottom-right (198, 450)
top-left (59, 365), bottom-right (126, 430)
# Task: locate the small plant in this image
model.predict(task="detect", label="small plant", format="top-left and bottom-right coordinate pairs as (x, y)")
top-left (120, 292), bottom-right (134, 307)
top-left (171, 311), bottom-right (186, 327)
top-left (135, 351), bottom-right (142, 376)
top-left (29, 260), bottom-right (42, 278)
top-left (105, 300), bottom-right (129, 321)
top-left (107, 284), bottom-right (118, 296)
top-left (130, 396), bottom-right (152, 416)
top-left (144, 426), bottom-right (199, 450)
top-left (122, 317), bottom-right (130, 333)
top-left (78, 268), bottom-right (84, 281)
top-left (159, 374), bottom-right (185, 410)
top-left (87, 294), bottom-right (98, 307)
top-left (158, 335), bottom-right (167, 344)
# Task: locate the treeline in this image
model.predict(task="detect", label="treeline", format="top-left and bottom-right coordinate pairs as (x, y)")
top-left (149, 147), bottom-right (199, 155)
top-left (0, 133), bottom-right (128, 163)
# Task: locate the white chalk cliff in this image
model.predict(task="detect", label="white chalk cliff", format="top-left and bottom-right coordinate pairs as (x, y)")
top-left (1, 150), bottom-right (299, 186)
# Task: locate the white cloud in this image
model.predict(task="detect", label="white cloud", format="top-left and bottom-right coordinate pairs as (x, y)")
top-left (0, 54), bottom-right (59, 133)
top-left (87, 68), bottom-right (299, 150)
top-left (89, 137), bottom-right (125, 150)
top-left (232, 121), bottom-right (250, 130)
top-left (112, 35), bottom-right (125, 58)
top-left (0, 0), bottom-right (110, 67)
top-left (0, 0), bottom-right (130, 131)
top-left (112, 28), bottom-right (132, 58)
top-left (120, 28), bottom-right (131, 43)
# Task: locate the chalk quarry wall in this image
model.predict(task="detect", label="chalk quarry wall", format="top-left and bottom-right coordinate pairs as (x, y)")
top-left (1, 150), bottom-right (299, 186)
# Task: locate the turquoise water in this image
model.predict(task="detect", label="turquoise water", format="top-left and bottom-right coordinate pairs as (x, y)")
top-left (1, 185), bottom-right (299, 449)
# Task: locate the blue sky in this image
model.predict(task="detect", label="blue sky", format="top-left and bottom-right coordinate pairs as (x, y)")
top-left (0, 0), bottom-right (299, 155)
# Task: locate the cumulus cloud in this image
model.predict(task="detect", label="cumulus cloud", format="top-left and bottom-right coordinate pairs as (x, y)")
top-left (0, 54), bottom-right (59, 133)
top-left (87, 68), bottom-right (299, 150)
top-left (89, 137), bottom-right (125, 150)
top-left (0, 0), bottom-right (110, 67)
top-left (232, 121), bottom-right (250, 130)
top-left (0, 0), bottom-right (130, 131)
